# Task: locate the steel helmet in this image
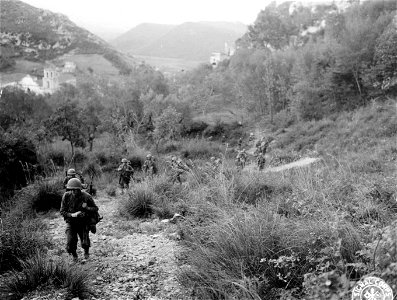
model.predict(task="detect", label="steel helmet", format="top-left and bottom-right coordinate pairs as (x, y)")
top-left (66, 178), bottom-right (83, 190)
top-left (121, 158), bottom-right (128, 163)
top-left (171, 156), bottom-right (176, 161)
top-left (67, 168), bottom-right (76, 176)
top-left (146, 153), bottom-right (152, 159)
top-left (210, 157), bottom-right (215, 161)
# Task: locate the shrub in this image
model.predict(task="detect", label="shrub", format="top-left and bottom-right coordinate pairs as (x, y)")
top-left (180, 139), bottom-right (222, 159)
top-left (183, 120), bottom-right (208, 137)
top-left (0, 253), bottom-right (93, 299)
top-left (178, 208), bottom-right (350, 299)
top-left (151, 198), bottom-right (174, 219)
top-left (0, 186), bottom-right (47, 273)
top-left (119, 184), bottom-right (156, 218)
top-left (95, 151), bottom-right (119, 166)
top-left (71, 150), bottom-right (87, 165)
top-left (47, 149), bottom-right (66, 166)
top-left (151, 174), bottom-right (185, 202)
top-left (0, 131), bottom-right (40, 196)
top-left (233, 172), bottom-right (292, 205)
top-left (0, 180), bottom-right (63, 273)
top-left (157, 141), bottom-right (180, 153)
top-left (31, 179), bottom-right (64, 212)
top-left (0, 217), bottom-right (47, 274)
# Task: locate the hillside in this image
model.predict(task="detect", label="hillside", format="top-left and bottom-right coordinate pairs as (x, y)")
top-left (112, 21), bottom-right (247, 61)
top-left (0, 0), bottom-right (133, 74)
top-left (111, 23), bottom-right (177, 53)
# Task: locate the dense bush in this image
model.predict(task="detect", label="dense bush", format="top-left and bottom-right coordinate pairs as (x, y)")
top-left (118, 183), bottom-right (156, 218)
top-left (46, 148), bottom-right (66, 166)
top-left (0, 186), bottom-right (48, 273)
top-left (0, 253), bottom-right (93, 300)
top-left (0, 131), bottom-right (40, 198)
top-left (179, 208), bottom-right (343, 299)
top-left (31, 179), bottom-right (64, 212)
top-left (182, 120), bottom-right (209, 137)
top-left (180, 139), bottom-right (223, 159)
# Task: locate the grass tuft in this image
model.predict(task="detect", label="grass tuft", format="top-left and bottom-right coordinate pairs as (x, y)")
top-left (119, 183), bottom-right (156, 218)
top-left (0, 253), bottom-right (93, 300)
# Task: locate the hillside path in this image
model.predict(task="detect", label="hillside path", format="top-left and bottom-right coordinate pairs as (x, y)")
top-left (35, 192), bottom-right (193, 300)
top-left (243, 127), bottom-right (321, 173)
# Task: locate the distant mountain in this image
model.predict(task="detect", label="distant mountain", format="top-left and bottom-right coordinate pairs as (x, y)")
top-left (112, 23), bottom-right (177, 53)
top-left (0, 0), bottom-right (133, 74)
top-left (111, 22), bottom-right (247, 61)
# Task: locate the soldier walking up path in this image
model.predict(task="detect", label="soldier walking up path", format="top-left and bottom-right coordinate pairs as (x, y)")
top-left (37, 191), bottom-right (193, 300)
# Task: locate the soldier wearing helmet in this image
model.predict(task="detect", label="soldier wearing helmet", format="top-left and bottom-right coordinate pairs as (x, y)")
top-left (142, 153), bottom-right (157, 179)
top-left (170, 157), bottom-right (189, 184)
top-left (249, 132), bottom-right (255, 142)
top-left (117, 158), bottom-right (134, 194)
top-left (60, 178), bottom-right (99, 262)
top-left (63, 168), bottom-right (85, 190)
top-left (235, 149), bottom-right (248, 170)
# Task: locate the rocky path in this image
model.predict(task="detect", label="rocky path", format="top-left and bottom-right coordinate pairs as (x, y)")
top-left (35, 192), bottom-right (192, 300)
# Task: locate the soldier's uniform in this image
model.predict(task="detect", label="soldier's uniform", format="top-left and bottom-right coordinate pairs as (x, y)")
top-left (142, 154), bottom-right (157, 179)
top-left (170, 158), bottom-right (188, 184)
top-left (60, 179), bottom-right (98, 260)
top-left (117, 159), bottom-right (134, 191)
top-left (235, 149), bottom-right (248, 169)
top-left (257, 153), bottom-right (266, 170)
top-left (238, 138), bottom-right (243, 149)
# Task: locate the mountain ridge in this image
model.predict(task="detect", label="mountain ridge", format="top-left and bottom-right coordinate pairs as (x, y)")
top-left (111, 21), bottom-right (247, 61)
top-left (0, 0), bottom-right (134, 74)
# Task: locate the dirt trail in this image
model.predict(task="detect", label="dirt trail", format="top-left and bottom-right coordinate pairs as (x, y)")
top-left (244, 156), bottom-right (321, 173)
top-left (243, 127), bottom-right (321, 173)
top-left (264, 157), bottom-right (321, 172)
top-left (31, 192), bottom-right (192, 300)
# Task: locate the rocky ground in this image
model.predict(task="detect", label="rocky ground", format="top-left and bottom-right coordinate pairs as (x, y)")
top-left (21, 192), bottom-right (193, 300)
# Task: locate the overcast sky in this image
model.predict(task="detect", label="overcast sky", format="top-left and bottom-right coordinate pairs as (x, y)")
top-left (22, 0), bottom-right (331, 37)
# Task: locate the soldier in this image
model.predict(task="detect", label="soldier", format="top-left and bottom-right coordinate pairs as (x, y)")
top-left (170, 156), bottom-right (189, 184)
top-left (142, 153), bottom-right (157, 179)
top-left (248, 132), bottom-right (255, 142)
top-left (117, 158), bottom-right (134, 194)
top-left (257, 153), bottom-right (266, 170)
top-left (235, 149), bottom-right (248, 170)
top-left (63, 168), bottom-right (86, 190)
top-left (60, 178), bottom-right (99, 262)
top-left (238, 137), bottom-right (243, 149)
top-left (259, 137), bottom-right (274, 156)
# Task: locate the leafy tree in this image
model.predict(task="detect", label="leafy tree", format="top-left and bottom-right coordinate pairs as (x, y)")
top-left (245, 2), bottom-right (294, 50)
top-left (45, 101), bottom-right (86, 156)
top-left (153, 107), bottom-right (182, 152)
top-left (82, 100), bottom-right (103, 151)
top-left (0, 87), bottom-right (51, 131)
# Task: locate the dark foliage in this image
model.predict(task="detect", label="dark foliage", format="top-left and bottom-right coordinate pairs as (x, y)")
top-left (0, 132), bottom-right (39, 199)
